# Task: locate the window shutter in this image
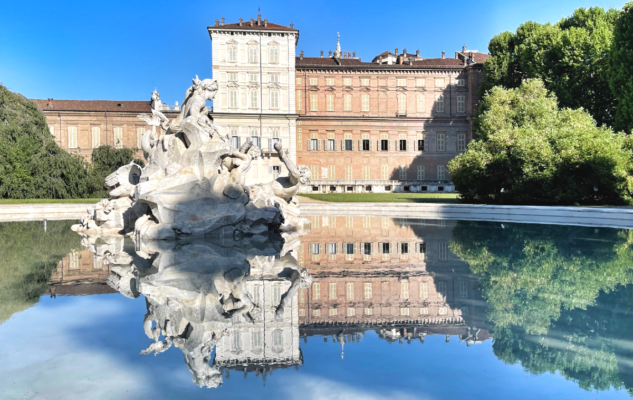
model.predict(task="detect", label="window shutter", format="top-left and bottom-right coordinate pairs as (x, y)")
top-left (408, 140), bottom-right (412, 151)
top-left (341, 139), bottom-right (344, 150)
top-left (351, 140), bottom-right (355, 151)
top-left (369, 140), bottom-right (373, 151)
top-left (323, 139), bottom-right (328, 151)
top-left (307, 139), bottom-right (311, 150)
top-left (268, 138), bottom-right (273, 152)
top-left (333, 140), bottom-right (337, 151)
top-left (269, 166), bottom-right (273, 174)
top-left (370, 243), bottom-right (374, 255)
top-left (414, 243), bottom-right (418, 254)
top-left (398, 243), bottom-right (401, 254)
top-left (377, 140), bottom-right (380, 151)
top-left (358, 140), bottom-right (361, 151)
top-left (378, 242), bottom-right (383, 254)
top-left (316, 139), bottom-right (320, 150)
top-left (237, 136), bottom-right (241, 148)
top-left (394, 140), bottom-right (398, 151)
top-left (388, 140), bottom-right (391, 151)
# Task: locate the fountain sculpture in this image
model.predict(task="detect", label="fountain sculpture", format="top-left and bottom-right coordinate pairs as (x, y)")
top-left (72, 77), bottom-right (310, 239)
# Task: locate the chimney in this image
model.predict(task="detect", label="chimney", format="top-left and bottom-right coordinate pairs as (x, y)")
top-left (257, 13), bottom-right (261, 25)
top-left (320, 50), bottom-right (323, 58)
top-left (174, 101), bottom-right (179, 110)
top-left (352, 51), bottom-right (356, 58)
top-left (416, 49), bottom-right (420, 57)
top-left (215, 19), bottom-right (219, 27)
top-left (47, 98), bottom-right (54, 109)
top-left (264, 18), bottom-right (268, 27)
top-left (329, 50), bottom-right (332, 57)
top-left (462, 45), bottom-right (466, 53)
top-left (403, 48), bottom-right (407, 57)
top-left (442, 51), bottom-right (445, 59)
top-left (395, 47), bottom-right (398, 56)
top-left (239, 18), bottom-right (243, 26)
top-left (469, 52), bottom-right (473, 62)
top-left (290, 22), bottom-right (294, 28)
top-left (300, 50), bottom-right (304, 60)
top-left (221, 17), bottom-right (225, 26)
top-left (250, 18), bottom-right (254, 27)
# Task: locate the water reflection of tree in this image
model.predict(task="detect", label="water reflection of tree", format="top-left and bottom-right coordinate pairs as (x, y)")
top-left (450, 221), bottom-right (633, 394)
top-left (0, 220), bottom-right (80, 324)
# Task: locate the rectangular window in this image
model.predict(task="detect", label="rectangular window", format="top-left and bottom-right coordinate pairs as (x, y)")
top-left (308, 243), bottom-right (321, 255)
top-left (362, 242), bottom-right (372, 255)
top-left (364, 282), bottom-right (372, 299)
top-left (362, 94), bottom-right (369, 112)
top-left (310, 94), bottom-right (318, 111)
top-left (92, 127), bottom-right (101, 149)
top-left (309, 138), bottom-right (319, 151)
top-left (436, 94), bottom-right (445, 113)
top-left (68, 126), bottom-right (77, 149)
top-left (269, 48), bottom-right (279, 63)
top-left (399, 166), bottom-right (406, 179)
top-left (344, 95), bottom-right (352, 111)
top-left (49, 125), bottom-right (55, 136)
top-left (345, 165), bottom-right (352, 180)
top-left (457, 78), bottom-right (465, 86)
top-left (346, 282), bottom-right (354, 300)
top-left (231, 135), bottom-right (240, 148)
top-left (229, 90), bottom-right (238, 108)
top-left (365, 307), bottom-right (373, 315)
top-left (417, 95), bottom-right (425, 113)
top-left (135, 127), bottom-right (143, 149)
top-left (326, 78), bottom-right (335, 86)
top-left (416, 78), bottom-right (426, 87)
top-left (329, 308), bottom-right (338, 316)
top-left (435, 78), bottom-right (445, 88)
top-left (361, 78), bottom-right (369, 86)
top-left (309, 78), bottom-right (318, 86)
top-left (326, 95), bottom-right (334, 111)
top-left (313, 282), bottom-right (321, 300)
top-left (347, 307), bottom-right (356, 317)
top-left (114, 127), bottom-right (123, 149)
top-left (362, 139), bottom-right (370, 151)
top-left (381, 242), bottom-right (391, 254)
top-left (438, 165), bottom-right (446, 180)
top-left (344, 139), bottom-right (353, 151)
top-left (328, 165), bottom-right (335, 180)
top-left (418, 133), bottom-right (425, 151)
top-left (457, 95), bottom-right (465, 113)
top-left (343, 78), bottom-right (351, 86)
top-left (400, 242), bottom-right (409, 254)
top-left (296, 91), bottom-right (302, 111)
top-left (228, 46), bottom-right (237, 62)
top-left (420, 281), bottom-right (428, 299)
top-left (457, 133), bottom-right (466, 151)
top-left (313, 309), bottom-right (321, 317)
top-left (460, 281), bottom-right (468, 298)
top-left (270, 91), bottom-right (279, 109)
top-left (362, 165), bottom-right (370, 180)
top-left (399, 138), bottom-right (407, 151)
top-left (296, 77), bottom-right (303, 85)
top-left (418, 242), bottom-right (427, 255)
top-left (270, 74), bottom-right (279, 83)
top-left (439, 307), bottom-right (447, 315)
top-left (397, 78), bottom-right (407, 87)
top-left (326, 139), bottom-right (336, 151)
top-left (250, 91), bottom-right (258, 108)
top-left (228, 72), bottom-right (238, 82)
top-left (417, 165), bottom-right (425, 180)
top-left (248, 47), bottom-right (258, 63)
top-left (325, 243), bottom-right (337, 255)
top-left (401, 281), bottom-right (409, 299)
top-left (299, 309), bottom-right (305, 317)
top-left (330, 283), bottom-right (337, 300)
top-left (397, 95), bottom-right (406, 113)
top-left (400, 308), bottom-right (410, 316)
top-left (420, 307), bottom-right (429, 315)
top-left (437, 133), bottom-right (446, 152)
top-left (381, 165), bottom-right (388, 180)
top-left (249, 73), bottom-right (258, 82)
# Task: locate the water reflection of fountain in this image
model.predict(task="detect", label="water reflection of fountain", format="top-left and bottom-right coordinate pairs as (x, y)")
top-left (79, 232), bottom-right (310, 388)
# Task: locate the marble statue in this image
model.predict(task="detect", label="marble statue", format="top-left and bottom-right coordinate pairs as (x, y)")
top-left (72, 77), bottom-right (310, 239)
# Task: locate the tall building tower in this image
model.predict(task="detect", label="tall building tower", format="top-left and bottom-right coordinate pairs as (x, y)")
top-left (208, 15), bottom-right (299, 185)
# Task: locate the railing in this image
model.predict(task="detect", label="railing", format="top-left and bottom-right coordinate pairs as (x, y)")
top-left (309, 179), bottom-right (453, 186)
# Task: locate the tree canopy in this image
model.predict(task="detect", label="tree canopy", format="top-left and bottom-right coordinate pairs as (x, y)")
top-left (481, 7), bottom-right (619, 127)
top-left (609, 2), bottom-right (633, 133)
top-left (449, 79), bottom-right (633, 205)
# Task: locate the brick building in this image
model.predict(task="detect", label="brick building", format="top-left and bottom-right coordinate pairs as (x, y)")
top-left (33, 16), bottom-right (487, 189)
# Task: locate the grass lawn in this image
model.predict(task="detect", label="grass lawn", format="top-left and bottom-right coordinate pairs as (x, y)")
top-left (0, 199), bottom-right (103, 204)
top-left (299, 193), bottom-right (461, 203)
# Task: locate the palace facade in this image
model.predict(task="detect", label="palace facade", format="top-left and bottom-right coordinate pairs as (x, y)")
top-left (34, 15), bottom-right (487, 190)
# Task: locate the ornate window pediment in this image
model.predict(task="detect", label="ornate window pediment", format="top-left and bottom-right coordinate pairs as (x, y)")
top-left (248, 82), bottom-right (260, 89)
top-left (267, 40), bottom-right (279, 47)
top-left (247, 40), bottom-right (259, 46)
top-left (227, 82), bottom-right (239, 88)
top-left (267, 82), bottom-right (282, 89)
top-left (226, 39), bottom-right (238, 45)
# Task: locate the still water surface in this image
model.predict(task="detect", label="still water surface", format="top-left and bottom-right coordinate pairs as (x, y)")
top-left (1, 217), bottom-right (633, 399)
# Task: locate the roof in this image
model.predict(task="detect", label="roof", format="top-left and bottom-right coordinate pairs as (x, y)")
top-left (32, 99), bottom-right (151, 113)
top-left (471, 53), bottom-right (489, 63)
top-left (208, 20), bottom-right (297, 31)
top-left (296, 56), bottom-right (466, 69)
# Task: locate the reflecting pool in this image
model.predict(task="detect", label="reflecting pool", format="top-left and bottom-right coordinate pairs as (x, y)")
top-left (1, 217), bottom-right (633, 399)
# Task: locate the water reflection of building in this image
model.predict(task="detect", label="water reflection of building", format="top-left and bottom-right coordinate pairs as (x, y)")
top-left (214, 255), bottom-right (302, 380)
top-left (48, 248), bottom-right (115, 296)
top-left (296, 216), bottom-right (490, 349)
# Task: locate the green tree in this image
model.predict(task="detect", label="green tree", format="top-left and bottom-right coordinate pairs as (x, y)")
top-left (89, 145), bottom-right (144, 198)
top-left (0, 84), bottom-right (101, 199)
top-left (450, 79), bottom-right (633, 205)
top-left (482, 7), bottom-right (619, 127)
top-left (609, 2), bottom-right (633, 133)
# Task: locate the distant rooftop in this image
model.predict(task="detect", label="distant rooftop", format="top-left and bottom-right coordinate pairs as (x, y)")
top-left (208, 14), bottom-right (297, 31)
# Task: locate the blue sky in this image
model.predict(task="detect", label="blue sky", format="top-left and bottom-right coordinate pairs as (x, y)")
top-left (0, 0), bottom-right (628, 103)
